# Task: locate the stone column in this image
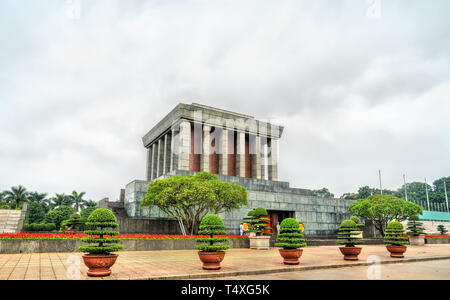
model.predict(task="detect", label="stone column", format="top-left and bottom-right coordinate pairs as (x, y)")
top-left (157, 138), bottom-right (164, 178)
top-left (236, 131), bottom-right (246, 177)
top-left (268, 139), bottom-right (278, 181)
top-left (146, 147), bottom-right (153, 181)
top-left (252, 135), bottom-right (262, 179)
top-left (163, 132), bottom-right (172, 174)
top-left (151, 143), bottom-right (158, 180)
top-left (178, 120), bottom-right (191, 171)
top-left (219, 128), bottom-right (228, 175)
top-left (171, 127), bottom-right (179, 172)
top-left (201, 125), bottom-right (210, 172)
top-left (260, 137), bottom-right (267, 180)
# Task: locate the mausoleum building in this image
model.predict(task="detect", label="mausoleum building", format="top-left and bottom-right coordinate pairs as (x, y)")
top-left (107, 103), bottom-right (355, 236)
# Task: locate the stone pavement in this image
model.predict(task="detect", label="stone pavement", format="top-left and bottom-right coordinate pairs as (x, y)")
top-left (0, 244), bottom-right (449, 280)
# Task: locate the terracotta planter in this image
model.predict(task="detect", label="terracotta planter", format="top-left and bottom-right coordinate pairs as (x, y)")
top-left (339, 247), bottom-right (362, 261)
top-left (278, 248), bottom-right (303, 265)
top-left (198, 251), bottom-right (226, 270)
top-left (386, 245), bottom-right (407, 258)
top-left (82, 254), bottom-right (118, 277)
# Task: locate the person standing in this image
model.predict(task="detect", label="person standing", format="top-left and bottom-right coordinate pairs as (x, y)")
top-left (239, 223), bottom-right (244, 236)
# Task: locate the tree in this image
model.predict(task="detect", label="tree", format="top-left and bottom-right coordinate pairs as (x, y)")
top-left (69, 190), bottom-right (87, 212)
top-left (3, 185), bottom-right (29, 208)
top-left (25, 202), bottom-right (46, 224)
top-left (349, 194), bottom-right (423, 236)
top-left (80, 200), bottom-right (98, 219)
top-left (140, 172), bottom-right (247, 234)
top-left (50, 193), bottom-right (73, 209)
top-left (311, 188), bottom-right (334, 198)
top-left (44, 205), bottom-right (75, 229)
top-left (28, 192), bottom-right (47, 203)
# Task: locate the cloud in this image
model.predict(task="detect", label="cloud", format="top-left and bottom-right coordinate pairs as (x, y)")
top-left (0, 0), bottom-right (449, 200)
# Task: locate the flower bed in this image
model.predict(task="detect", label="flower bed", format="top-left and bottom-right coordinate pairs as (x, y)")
top-left (0, 233), bottom-right (248, 241)
top-left (425, 235), bottom-right (450, 239)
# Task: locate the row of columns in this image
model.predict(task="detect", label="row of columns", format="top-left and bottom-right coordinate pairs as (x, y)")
top-left (146, 120), bottom-right (278, 181)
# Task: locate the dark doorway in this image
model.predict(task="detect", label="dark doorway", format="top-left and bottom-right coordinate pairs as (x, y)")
top-left (267, 210), bottom-right (295, 235)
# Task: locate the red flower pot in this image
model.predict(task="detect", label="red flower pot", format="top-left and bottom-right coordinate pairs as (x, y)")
top-left (198, 251), bottom-right (226, 270)
top-left (278, 249), bottom-right (303, 265)
top-left (386, 245), bottom-right (407, 258)
top-left (339, 247), bottom-right (362, 261)
top-left (82, 254), bottom-right (118, 277)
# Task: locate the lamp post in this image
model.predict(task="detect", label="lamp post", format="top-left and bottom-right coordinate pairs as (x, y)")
top-left (403, 174), bottom-right (408, 201)
top-left (445, 181), bottom-right (449, 213)
top-left (425, 178), bottom-right (430, 211)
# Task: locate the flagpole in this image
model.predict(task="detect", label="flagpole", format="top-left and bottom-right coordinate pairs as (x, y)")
top-left (403, 174), bottom-right (408, 201)
top-left (425, 178), bottom-right (430, 211)
top-left (379, 170), bottom-right (383, 195)
top-left (445, 181), bottom-right (449, 213)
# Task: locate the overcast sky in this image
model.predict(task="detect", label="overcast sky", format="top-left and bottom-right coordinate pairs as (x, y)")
top-left (1, 0), bottom-right (449, 202)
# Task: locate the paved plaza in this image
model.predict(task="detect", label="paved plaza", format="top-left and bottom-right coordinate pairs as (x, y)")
top-left (0, 244), bottom-right (449, 280)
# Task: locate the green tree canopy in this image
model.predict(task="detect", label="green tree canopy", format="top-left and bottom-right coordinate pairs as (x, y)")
top-left (140, 172), bottom-right (247, 234)
top-left (3, 185), bottom-right (29, 208)
top-left (311, 188), bottom-right (334, 198)
top-left (349, 194), bottom-right (423, 236)
top-left (69, 190), bottom-right (87, 212)
top-left (44, 205), bottom-right (75, 229)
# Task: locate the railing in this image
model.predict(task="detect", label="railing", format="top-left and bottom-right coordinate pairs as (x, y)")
top-left (410, 200), bottom-right (449, 212)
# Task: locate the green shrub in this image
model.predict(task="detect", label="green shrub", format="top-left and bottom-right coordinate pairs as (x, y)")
top-left (78, 208), bottom-right (124, 255)
top-left (62, 213), bottom-right (84, 231)
top-left (195, 215), bottom-right (230, 252)
top-left (243, 207), bottom-right (271, 236)
top-left (337, 220), bottom-right (363, 247)
top-left (274, 218), bottom-right (307, 249)
top-left (43, 205), bottom-right (75, 229)
top-left (0, 204), bottom-right (10, 209)
top-left (25, 202), bottom-right (46, 224)
top-left (437, 225), bottom-right (448, 235)
top-left (23, 223), bottom-right (56, 232)
top-left (406, 215), bottom-right (425, 236)
top-left (384, 221), bottom-right (409, 246)
top-left (350, 216), bottom-right (364, 229)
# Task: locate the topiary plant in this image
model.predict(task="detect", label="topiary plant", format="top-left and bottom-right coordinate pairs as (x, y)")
top-left (243, 207), bottom-right (271, 236)
top-left (437, 225), bottom-right (448, 235)
top-left (78, 208), bottom-right (124, 255)
top-left (274, 218), bottom-right (307, 249)
top-left (337, 219), bottom-right (363, 247)
top-left (62, 213), bottom-right (83, 232)
top-left (406, 215), bottom-right (426, 236)
top-left (350, 216), bottom-right (365, 229)
top-left (384, 221), bottom-right (409, 246)
top-left (195, 214), bottom-right (230, 252)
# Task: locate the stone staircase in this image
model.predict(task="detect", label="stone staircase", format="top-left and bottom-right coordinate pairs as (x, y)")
top-left (0, 208), bottom-right (25, 233)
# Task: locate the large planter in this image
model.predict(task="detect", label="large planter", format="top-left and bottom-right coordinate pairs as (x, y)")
top-left (409, 235), bottom-right (425, 246)
top-left (386, 245), bottom-right (407, 258)
top-left (198, 251), bottom-right (226, 270)
top-left (249, 235), bottom-right (271, 250)
top-left (278, 249), bottom-right (303, 265)
top-left (339, 246), bottom-right (362, 261)
top-left (82, 254), bottom-right (119, 277)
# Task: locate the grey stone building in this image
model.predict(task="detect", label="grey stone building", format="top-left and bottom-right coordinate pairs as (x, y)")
top-left (106, 103), bottom-right (355, 237)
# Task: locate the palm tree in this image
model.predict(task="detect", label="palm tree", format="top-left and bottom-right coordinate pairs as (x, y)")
top-left (69, 190), bottom-right (87, 212)
top-left (28, 192), bottom-right (47, 203)
top-left (3, 185), bottom-right (29, 209)
top-left (50, 193), bottom-right (73, 209)
top-left (0, 191), bottom-right (5, 203)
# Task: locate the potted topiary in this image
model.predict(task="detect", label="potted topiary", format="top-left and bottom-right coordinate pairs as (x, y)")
top-left (195, 214), bottom-right (230, 270)
top-left (78, 208), bottom-right (124, 277)
top-left (407, 215), bottom-right (426, 246)
top-left (337, 219), bottom-right (363, 260)
top-left (384, 221), bottom-right (409, 258)
top-left (274, 218), bottom-right (307, 265)
top-left (437, 225), bottom-right (448, 235)
top-left (245, 207), bottom-right (271, 250)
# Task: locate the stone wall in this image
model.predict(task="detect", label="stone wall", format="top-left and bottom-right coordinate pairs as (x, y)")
top-left (121, 170), bottom-right (355, 237)
top-left (0, 239), bottom-right (249, 254)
